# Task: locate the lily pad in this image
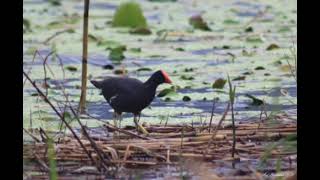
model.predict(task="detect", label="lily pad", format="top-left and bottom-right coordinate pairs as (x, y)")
top-left (280, 65), bottom-right (292, 72)
top-left (114, 69), bottom-right (128, 75)
top-left (41, 116), bottom-right (57, 121)
top-left (246, 35), bottom-right (264, 43)
top-left (175, 47), bottom-right (185, 51)
top-left (245, 26), bottom-right (253, 32)
top-left (137, 67), bottom-right (152, 72)
top-left (88, 34), bottom-right (99, 42)
top-left (129, 48), bottom-right (141, 53)
top-left (184, 68), bottom-right (194, 72)
top-left (65, 66), bottom-right (77, 72)
top-left (48, 0), bottom-right (61, 6)
top-left (102, 64), bottom-right (114, 70)
top-left (212, 78), bottom-right (227, 89)
top-left (189, 15), bottom-right (211, 31)
top-left (23, 18), bottom-right (31, 32)
top-left (31, 93), bottom-right (39, 96)
top-left (157, 88), bottom-right (177, 97)
top-left (97, 40), bottom-right (121, 48)
top-left (112, 2), bottom-right (147, 28)
top-left (245, 94), bottom-right (264, 106)
top-left (222, 45), bottom-right (230, 49)
top-left (243, 71), bottom-right (254, 75)
top-left (149, 0), bottom-right (177, 2)
top-left (278, 27), bottom-right (291, 32)
top-left (182, 96), bottom-right (191, 101)
top-left (129, 27), bottom-right (152, 35)
top-left (242, 50), bottom-right (255, 57)
top-left (266, 44), bottom-right (280, 51)
top-left (108, 45), bottom-right (126, 61)
top-left (223, 19), bottom-right (240, 25)
top-left (149, 55), bottom-right (166, 58)
top-left (25, 46), bottom-right (37, 55)
top-left (180, 75), bottom-right (194, 80)
top-left (255, 66), bottom-right (265, 70)
top-left (232, 76), bottom-right (246, 81)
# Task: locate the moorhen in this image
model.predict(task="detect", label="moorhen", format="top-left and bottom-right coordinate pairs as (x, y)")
top-left (91, 70), bottom-right (172, 134)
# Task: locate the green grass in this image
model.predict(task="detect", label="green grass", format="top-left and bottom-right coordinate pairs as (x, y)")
top-left (112, 1), bottom-right (147, 28)
top-left (48, 138), bottom-right (57, 180)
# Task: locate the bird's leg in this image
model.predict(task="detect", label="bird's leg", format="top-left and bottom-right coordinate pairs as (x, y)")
top-left (113, 112), bottom-right (118, 128)
top-left (133, 113), bottom-right (149, 135)
top-left (137, 113), bottom-right (141, 123)
top-left (114, 112), bottom-right (122, 138)
top-left (119, 113), bottom-right (122, 129)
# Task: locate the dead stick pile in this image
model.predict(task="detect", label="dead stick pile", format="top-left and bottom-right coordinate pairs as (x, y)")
top-left (23, 122), bottom-right (296, 172)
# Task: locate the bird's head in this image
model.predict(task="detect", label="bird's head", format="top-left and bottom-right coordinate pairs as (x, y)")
top-left (149, 70), bottom-right (172, 85)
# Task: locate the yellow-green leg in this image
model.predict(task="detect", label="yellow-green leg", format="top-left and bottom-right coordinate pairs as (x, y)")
top-left (134, 114), bottom-right (149, 135)
top-left (113, 112), bottom-right (118, 128)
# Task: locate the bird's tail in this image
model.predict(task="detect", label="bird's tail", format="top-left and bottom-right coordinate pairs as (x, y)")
top-left (90, 80), bottom-right (102, 89)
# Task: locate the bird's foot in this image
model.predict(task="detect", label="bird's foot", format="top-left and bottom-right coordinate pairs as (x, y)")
top-left (137, 124), bottom-right (149, 135)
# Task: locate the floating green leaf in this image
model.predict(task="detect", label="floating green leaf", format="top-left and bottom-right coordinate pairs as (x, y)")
top-left (245, 94), bottom-right (264, 106)
top-left (255, 66), bottom-right (265, 70)
top-left (112, 2), bottom-right (147, 28)
top-left (48, 0), bottom-right (61, 6)
top-left (243, 71), bottom-right (253, 75)
top-left (232, 76), bottom-right (246, 81)
top-left (98, 40), bottom-right (121, 48)
top-left (182, 96), bottom-right (191, 101)
top-left (175, 47), bottom-right (185, 51)
top-left (245, 26), bottom-right (253, 32)
top-left (65, 66), bottom-right (77, 72)
top-left (184, 68), bottom-right (194, 72)
top-left (103, 64), bottom-right (114, 70)
top-left (266, 44), bottom-right (280, 51)
top-left (189, 15), bottom-right (211, 31)
top-left (25, 46), bottom-right (37, 55)
top-left (278, 26), bottom-right (291, 32)
top-left (180, 75), bottom-right (194, 80)
top-left (212, 78), bottom-right (227, 89)
top-left (130, 47), bottom-right (141, 53)
top-left (246, 35), bottom-right (264, 43)
top-left (31, 93), bottom-right (39, 96)
top-left (149, 55), bottom-right (166, 58)
top-left (223, 19), bottom-right (240, 25)
top-left (129, 27), bottom-right (152, 35)
top-left (41, 116), bottom-right (56, 122)
top-left (222, 45), bottom-right (230, 49)
top-left (157, 88), bottom-right (177, 97)
top-left (149, 0), bottom-right (177, 2)
top-left (88, 34), bottom-right (99, 42)
top-left (23, 18), bottom-right (31, 32)
top-left (137, 67), bottom-right (152, 72)
top-left (108, 45), bottom-right (126, 61)
top-left (114, 69), bottom-right (128, 74)
top-left (242, 50), bottom-right (255, 57)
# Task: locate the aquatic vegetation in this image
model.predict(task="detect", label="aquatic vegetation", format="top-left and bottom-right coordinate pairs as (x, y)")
top-left (212, 78), bottom-right (227, 89)
top-left (112, 2), bottom-right (148, 28)
top-left (189, 15), bottom-right (211, 31)
top-left (23, 0), bottom-right (297, 177)
top-left (108, 45), bottom-right (126, 62)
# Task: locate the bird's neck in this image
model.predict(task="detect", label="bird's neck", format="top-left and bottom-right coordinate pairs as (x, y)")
top-left (144, 78), bottom-right (160, 91)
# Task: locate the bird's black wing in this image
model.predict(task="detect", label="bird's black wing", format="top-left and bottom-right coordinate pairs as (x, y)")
top-left (98, 77), bottom-right (143, 103)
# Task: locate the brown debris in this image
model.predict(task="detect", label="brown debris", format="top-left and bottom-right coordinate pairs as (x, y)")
top-left (24, 122), bottom-right (296, 179)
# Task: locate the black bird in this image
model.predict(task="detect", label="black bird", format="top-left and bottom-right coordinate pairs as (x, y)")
top-left (90, 70), bottom-right (172, 134)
